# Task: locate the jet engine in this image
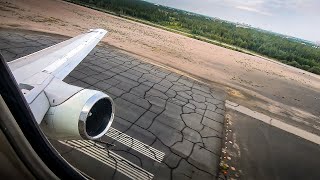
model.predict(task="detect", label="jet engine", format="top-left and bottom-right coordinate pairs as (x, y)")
top-left (40, 86), bottom-right (115, 140)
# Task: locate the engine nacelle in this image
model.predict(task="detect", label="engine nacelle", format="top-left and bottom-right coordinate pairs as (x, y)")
top-left (41, 89), bottom-right (115, 140)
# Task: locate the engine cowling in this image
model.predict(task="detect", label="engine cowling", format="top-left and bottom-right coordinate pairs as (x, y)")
top-left (40, 89), bottom-right (115, 140)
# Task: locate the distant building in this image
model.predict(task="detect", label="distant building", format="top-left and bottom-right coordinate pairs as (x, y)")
top-left (236, 24), bottom-right (248, 28)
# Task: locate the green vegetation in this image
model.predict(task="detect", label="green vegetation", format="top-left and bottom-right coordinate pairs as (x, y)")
top-left (69, 0), bottom-right (320, 75)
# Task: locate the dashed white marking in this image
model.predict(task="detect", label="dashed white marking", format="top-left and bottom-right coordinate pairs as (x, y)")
top-left (226, 100), bottom-right (320, 145)
top-left (60, 140), bottom-right (154, 180)
top-left (106, 127), bottom-right (165, 163)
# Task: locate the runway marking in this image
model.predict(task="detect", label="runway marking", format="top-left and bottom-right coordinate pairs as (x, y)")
top-left (60, 140), bottom-right (154, 180)
top-left (106, 127), bottom-right (165, 163)
top-left (226, 100), bottom-right (320, 145)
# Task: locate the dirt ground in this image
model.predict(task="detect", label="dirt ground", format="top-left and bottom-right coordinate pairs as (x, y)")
top-left (0, 0), bottom-right (319, 134)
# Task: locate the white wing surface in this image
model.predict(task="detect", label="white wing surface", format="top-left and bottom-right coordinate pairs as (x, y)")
top-left (7, 29), bottom-right (107, 123)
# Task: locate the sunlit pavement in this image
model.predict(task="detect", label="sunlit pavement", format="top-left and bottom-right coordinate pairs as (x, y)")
top-left (0, 29), bottom-right (226, 180)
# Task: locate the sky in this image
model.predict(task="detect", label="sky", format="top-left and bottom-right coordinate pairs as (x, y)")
top-left (144, 0), bottom-right (320, 42)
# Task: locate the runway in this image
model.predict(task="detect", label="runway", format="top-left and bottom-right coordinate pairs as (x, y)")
top-left (0, 29), bottom-right (226, 180)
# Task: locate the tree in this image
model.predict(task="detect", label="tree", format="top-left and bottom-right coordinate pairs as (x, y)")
top-left (73, 0), bottom-right (320, 75)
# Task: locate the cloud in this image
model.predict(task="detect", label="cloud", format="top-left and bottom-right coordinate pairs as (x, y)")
top-left (224, 0), bottom-right (272, 16)
top-left (236, 5), bottom-right (272, 16)
top-left (230, 0), bottom-right (319, 15)
top-left (267, 0), bottom-right (320, 14)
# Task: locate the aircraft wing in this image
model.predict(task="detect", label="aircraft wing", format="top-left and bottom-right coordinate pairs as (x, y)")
top-left (7, 29), bottom-right (107, 124)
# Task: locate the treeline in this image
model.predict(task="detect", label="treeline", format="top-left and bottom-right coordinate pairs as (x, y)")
top-left (71, 0), bottom-right (320, 74)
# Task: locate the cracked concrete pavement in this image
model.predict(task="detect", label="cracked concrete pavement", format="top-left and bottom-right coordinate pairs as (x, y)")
top-left (0, 29), bottom-right (226, 180)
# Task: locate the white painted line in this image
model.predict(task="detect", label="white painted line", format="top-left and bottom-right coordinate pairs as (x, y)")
top-left (59, 140), bottom-right (154, 180)
top-left (106, 127), bottom-right (165, 163)
top-left (70, 140), bottom-right (153, 180)
top-left (226, 100), bottom-right (320, 145)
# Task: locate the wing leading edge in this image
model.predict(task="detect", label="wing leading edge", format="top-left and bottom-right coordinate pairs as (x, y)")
top-left (7, 29), bottom-right (107, 123)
